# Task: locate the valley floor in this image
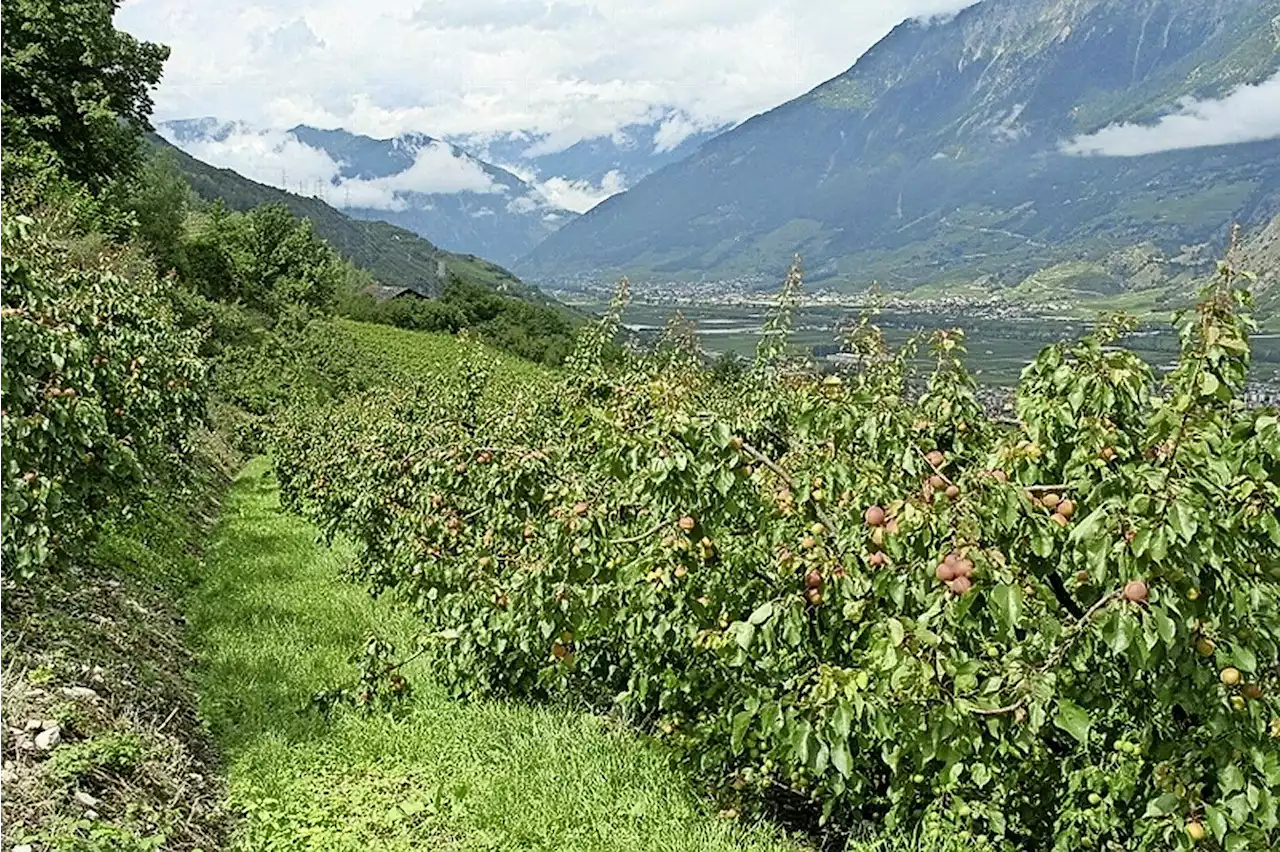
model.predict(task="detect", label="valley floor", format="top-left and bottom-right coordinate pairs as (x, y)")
top-left (190, 457), bottom-right (806, 852)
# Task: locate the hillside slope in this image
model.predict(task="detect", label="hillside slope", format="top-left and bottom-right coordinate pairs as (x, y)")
top-left (151, 135), bottom-right (558, 306)
top-left (520, 0), bottom-right (1280, 293)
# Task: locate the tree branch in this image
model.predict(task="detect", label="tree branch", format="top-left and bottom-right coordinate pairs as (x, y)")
top-left (741, 441), bottom-right (839, 535)
top-left (967, 588), bottom-right (1123, 716)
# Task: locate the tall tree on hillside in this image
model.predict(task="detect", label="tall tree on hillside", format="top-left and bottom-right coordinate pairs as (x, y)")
top-left (1, 0), bottom-right (169, 192)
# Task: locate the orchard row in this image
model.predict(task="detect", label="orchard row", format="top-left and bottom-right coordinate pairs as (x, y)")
top-left (274, 266), bottom-right (1280, 850)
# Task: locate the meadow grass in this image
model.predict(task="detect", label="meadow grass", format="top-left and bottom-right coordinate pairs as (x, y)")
top-left (338, 318), bottom-right (555, 388)
top-left (188, 457), bottom-right (809, 851)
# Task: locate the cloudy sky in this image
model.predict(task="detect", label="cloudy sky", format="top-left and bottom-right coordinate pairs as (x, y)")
top-left (117, 0), bottom-right (978, 146)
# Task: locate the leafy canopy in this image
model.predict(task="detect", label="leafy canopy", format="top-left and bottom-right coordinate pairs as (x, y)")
top-left (1, 0), bottom-right (169, 192)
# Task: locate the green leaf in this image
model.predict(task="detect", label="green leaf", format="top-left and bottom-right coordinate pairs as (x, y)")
top-left (830, 702), bottom-right (853, 738)
top-left (1221, 764), bottom-right (1245, 795)
top-left (1032, 529), bottom-right (1054, 558)
top-left (1069, 504), bottom-right (1108, 543)
top-left (1205, 806), bottom-right (1228, 842)
top-left (1152, 608), bottom-right (1177, 647)
top-left (760, 702), bottom-right (780, 733)
top-left (887, 618), bottom-right (905, 647)
top-left (1053, 699), bottom-right (1091, 746)
top-left (1231, 646), bottom-right (1257, 673)
top-left (729, 621), bottom-right (755, 650)
top-left (747, 602), bottom-right (774, 625)
top-left (830, 739), bottom-right (851, 778)
top-left (1170, 500), bottom-right (1199, 543)
top-left (992, 584), bottom-right (1023, 631)
top-left (731, 709), bottom-right (754, 754)
top-left (1149, 527), bottom-right (1169, 563)
top-left (790, 719), bottom-right (812, 763)
top-left (1144, 791), bottom-right (1179, 817)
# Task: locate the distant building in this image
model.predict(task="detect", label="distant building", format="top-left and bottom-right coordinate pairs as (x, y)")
top-left (366, 283), bottom-right (431, 302)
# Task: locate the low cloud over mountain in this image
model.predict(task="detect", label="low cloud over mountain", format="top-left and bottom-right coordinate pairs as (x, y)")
top-left (1064, 73), bottom-right (1280, 157)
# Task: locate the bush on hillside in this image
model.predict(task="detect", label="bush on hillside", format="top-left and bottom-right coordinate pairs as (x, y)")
top-left (1, 211), bottom-right (208, 575)
top-left (181, 202), bottom-right (343, 321)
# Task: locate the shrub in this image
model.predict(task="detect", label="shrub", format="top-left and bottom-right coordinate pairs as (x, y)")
top-left (1, 211), bottom-right (207, 575)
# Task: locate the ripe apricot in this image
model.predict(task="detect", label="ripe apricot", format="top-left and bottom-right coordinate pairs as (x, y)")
top-left (1220, 667), bottom-right (1241, 686)
top-left (805, 569), bottom-right (824, 590)
top-left (805, 588), bottom-right (824, 606)
top-left (1243, 683), bottom-right (1263, 700)
top-left (864, 506), bottom-right (886, 527)
top-left (990, 469), bottom-right (1008, 483)
top-left (1123, 580), bottom-right (1148, 603)
top-left (925, 450), bottom-right (945, 468)
top-left (1041, 493), bottom-right (1061, 509)
top-left (1057, 499), bottom-right (1075, 519)
top-left (955, 558), bottom-right (974, 577)
top-left (945, 484), bottom-right (961, 499)
top-left (1186, 821), bottom-right (1206, 843)
top-left (1050, 512), bottom-right (1069, 528)
top-left (928, 474), bottom-right (947, 490)
top-left (868, 551), bottom-right (888, 567)
top-left (936, 563), bottom-right (958, 582)
top-left (947, 576), bottom-right (973, 595)
top-left (678, 515), bottom-right (696, 532)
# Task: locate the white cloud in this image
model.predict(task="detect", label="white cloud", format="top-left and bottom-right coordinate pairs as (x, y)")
top-left (653, 112), bottom-right (717, 153)
top-left (536, 169), bottom-right (628, 213)
top-left (382, 141), bottom-right (501, 194)
top-left (1063, 74), bottom-right (1280, 157)
top-left (480, 158), bottom-right (624, 213)
top-left (119, 0), bottom-right (977, 148)
top-left (160, 125), bottom-right (501, 210)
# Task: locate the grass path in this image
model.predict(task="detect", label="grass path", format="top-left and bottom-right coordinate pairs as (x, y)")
top-left (189, 457), bottom-right (805, 851)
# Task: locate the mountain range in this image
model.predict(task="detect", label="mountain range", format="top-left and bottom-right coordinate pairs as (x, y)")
top-left (520, 0), bottom-right (1280, 298)
top-left (447, 110), bottom-right (733, 201)
top-left (159, 119), bottom-right (575, 267)
top-left (157, 113), bottom-right (731, 267)
top-left (158, 0), bottom-right (1280, 313)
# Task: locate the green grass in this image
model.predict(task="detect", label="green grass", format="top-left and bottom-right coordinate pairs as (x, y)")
top-left (188, 457), bottom-right (808, 852)
top-left (338, 318), bottom-right (555, 390)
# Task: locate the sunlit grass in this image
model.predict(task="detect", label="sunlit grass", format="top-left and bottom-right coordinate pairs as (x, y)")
top-left (189, 458), bottom-right (808, 851)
